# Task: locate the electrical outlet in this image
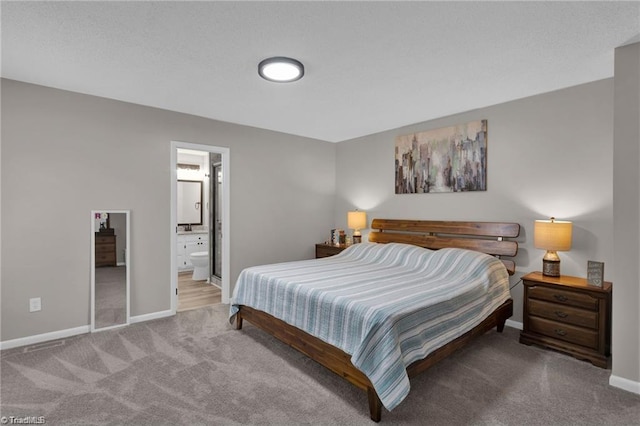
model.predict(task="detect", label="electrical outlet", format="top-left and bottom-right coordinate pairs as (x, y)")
top-left (29, 297), bottom-right (41, 312)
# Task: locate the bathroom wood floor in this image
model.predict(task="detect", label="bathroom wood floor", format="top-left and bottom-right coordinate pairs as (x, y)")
top-left (177, 272), bottom-right (222, 312)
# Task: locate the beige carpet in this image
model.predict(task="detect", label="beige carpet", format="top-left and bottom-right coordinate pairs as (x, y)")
top-left (1, 303), bottom-right (639, 425)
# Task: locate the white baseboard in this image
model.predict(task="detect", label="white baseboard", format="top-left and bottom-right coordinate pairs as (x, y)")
top-left (0, 325), bottom-right (90, 351)
top-left (610, 374), bottom-right (640, 395)
top-left (1, 310), bottom-right (175, 351)
top-left (130, 309), bottom-right (174, 324)
top-left (505, 319), bottom-right (523, 330)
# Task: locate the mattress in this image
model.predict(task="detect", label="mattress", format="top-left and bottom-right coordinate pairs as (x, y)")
top-left (230, 242), bottom-right (510, 410)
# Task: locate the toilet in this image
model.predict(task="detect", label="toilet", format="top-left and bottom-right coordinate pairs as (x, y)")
top-left (190, 251), bottom-right (209, 281)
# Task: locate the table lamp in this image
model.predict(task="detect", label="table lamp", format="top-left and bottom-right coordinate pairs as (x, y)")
top-left (347, 210), bottom-right (367, 244)
top-left (534, 217), bottom-right (573, 277)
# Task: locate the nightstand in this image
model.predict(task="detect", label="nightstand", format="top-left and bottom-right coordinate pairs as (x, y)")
top-left (315, 243), bottom-right (349, 258)
top-left (519, 271), bottom-right (612, 368)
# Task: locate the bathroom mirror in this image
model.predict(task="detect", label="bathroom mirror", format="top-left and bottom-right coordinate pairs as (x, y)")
top-left (91, 210), bottom-right (130, 332)
top-left (177, 180), bottom-right (203, 225)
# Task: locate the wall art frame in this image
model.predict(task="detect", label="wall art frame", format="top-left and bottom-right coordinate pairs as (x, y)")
top-left (395, 120), bottom-right (488, 194)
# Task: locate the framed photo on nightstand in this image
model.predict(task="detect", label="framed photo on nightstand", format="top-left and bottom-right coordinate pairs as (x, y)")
top-left (587, 261), bottom-right (605, 287)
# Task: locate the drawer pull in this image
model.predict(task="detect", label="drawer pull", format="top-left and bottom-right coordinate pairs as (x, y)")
top-left (554, 311), bottom-right (568, 318)
top-left (553, 295), bottom-right (569, 302)
top-left (554, 329), bottom-right (567, 337)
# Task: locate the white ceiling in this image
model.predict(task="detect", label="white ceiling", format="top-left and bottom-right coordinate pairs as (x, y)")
top-left (2, 1), bottom-right (639, 143)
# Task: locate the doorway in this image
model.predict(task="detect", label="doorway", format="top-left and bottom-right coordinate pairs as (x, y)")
top-left (170, 141), bottom-right (230, 314)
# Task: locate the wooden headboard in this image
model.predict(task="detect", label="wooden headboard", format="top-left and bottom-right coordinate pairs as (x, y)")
top-left (368, 219), bottom-right (520, 275)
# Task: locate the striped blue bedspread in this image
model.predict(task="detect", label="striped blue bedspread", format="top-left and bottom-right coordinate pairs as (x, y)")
top-left (229, 242), bottom-right (510, 411)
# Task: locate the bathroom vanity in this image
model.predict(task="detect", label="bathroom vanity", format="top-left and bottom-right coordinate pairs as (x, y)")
top-left (177, 231), bottom-right (209, 271)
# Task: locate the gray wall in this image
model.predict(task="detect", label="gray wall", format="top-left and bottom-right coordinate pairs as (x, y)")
top-left (336, 79), bottom-right (614, 325)
top-left (1, 79), bottom-right (335, 341)
top-left (2, 51), bottom-right (638, 388)
top-left (613, 42), bottom-right (640, 384)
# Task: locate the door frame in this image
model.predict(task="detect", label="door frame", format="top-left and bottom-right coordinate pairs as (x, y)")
top-left (170, 141), bottom-right (231, 312)
top-left (211, 161), bottom-right (223, 279)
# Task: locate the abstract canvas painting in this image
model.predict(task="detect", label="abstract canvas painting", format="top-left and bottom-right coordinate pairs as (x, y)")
top-left (395, 120), bottom-right (487, 194)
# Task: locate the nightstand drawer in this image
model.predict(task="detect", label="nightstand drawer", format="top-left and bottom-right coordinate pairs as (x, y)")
top-left (529, 316), bottom-right (598, 350)
top-left (528, 299), bottom-right (598, 329)
top-left (528, 285), bottom-right (598, 311)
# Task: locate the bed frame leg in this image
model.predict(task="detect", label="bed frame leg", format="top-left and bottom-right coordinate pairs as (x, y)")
top-left (234, 314), bottom-right (243, 330)
top-left (496, 299), bottom-right (513, 333)
top-left (367, 387), bottom-right (382, 422)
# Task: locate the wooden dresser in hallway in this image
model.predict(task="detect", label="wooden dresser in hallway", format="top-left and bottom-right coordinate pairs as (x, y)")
top-left (95, 231), bottom-right (116, 267)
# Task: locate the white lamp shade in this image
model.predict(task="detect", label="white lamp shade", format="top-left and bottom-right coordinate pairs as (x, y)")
top-left (534, 219), bottom-right (573, 251)
top-left (347, 211), bottom-right (367, 231)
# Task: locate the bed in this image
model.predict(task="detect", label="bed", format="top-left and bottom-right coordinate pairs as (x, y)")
top-left (230, 219), bottom-right (520, 421)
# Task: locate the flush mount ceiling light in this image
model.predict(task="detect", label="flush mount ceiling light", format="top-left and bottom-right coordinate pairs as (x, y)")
top-left (258, 57), bottom-right (304, 83)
